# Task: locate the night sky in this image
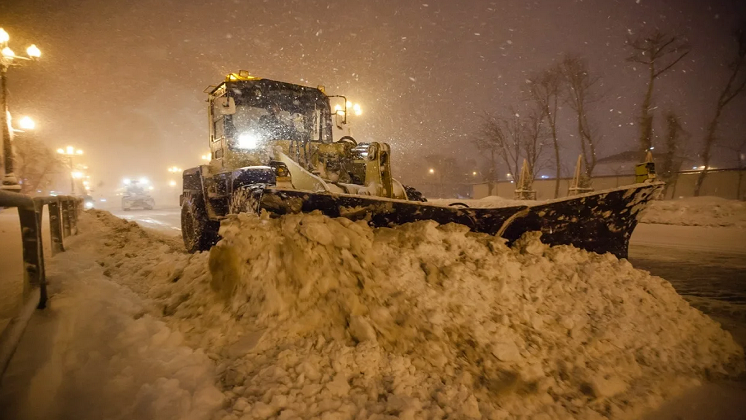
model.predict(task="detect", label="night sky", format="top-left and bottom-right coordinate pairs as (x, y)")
top-left (2, 0), bottom-right (745, 191)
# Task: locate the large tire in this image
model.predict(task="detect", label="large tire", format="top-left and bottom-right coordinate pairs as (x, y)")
top-left (181, 195), bottom-right (220, 253)
top-left (403, 185), bottom-right (427, 202)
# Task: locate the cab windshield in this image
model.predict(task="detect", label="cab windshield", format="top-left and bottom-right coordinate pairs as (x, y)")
top-left (224, 81), bottom-right (332, 148)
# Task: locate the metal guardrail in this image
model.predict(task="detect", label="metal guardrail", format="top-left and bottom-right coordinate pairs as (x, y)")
top-left (0, 190), bottom-right (82, 378)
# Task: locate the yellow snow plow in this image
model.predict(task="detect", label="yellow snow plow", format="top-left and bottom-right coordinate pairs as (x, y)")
top-left (181, 71), bottom-right (663, 258)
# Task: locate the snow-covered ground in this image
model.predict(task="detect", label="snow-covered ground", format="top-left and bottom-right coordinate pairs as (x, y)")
top-left (0, 211), bottom-right (24, 332)
top-left (2, 210), bottom-right (744, 420)
top-left (0, 215), bottom-right (223, 420)
top-left (0, 210), bottom-right (55, 333)
top-left (639, 197), bottom-right (746, 228)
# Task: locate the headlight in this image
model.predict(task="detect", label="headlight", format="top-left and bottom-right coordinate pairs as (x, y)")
top-left (237, 132), bottom-right (260, 150)
top-left (84, 201), bottom-right (94, 209)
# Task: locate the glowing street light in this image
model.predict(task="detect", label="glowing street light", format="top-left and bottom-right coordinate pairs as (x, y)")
top-left (472, 171), bottom-right (477, 176)
top-left (1, 27), bottom-right (42, 191)
top-left (429, 168), bottom-right (435, 174)
top-left (201, 153), bottom-right (211, 161)
top-left (18, 116), bottom-right (35, 130)
top-left (58, 146), bottom-right (84, 156)
top-left (57, 146), bottom-right (85, 195)
top-left (26, 44), bottom-right (41, 58)
top-left (167, 166), bottom-right (182, 173)
top-left (169, 180), bottom-right (177, 187)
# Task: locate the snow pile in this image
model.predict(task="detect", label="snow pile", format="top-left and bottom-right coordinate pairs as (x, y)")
top-left (82, 211), bottom-right (744, 420)
top-left (640, 197), bottom-right (746, 228)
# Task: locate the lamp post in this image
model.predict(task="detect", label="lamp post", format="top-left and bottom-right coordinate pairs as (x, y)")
top-left (1, 28), bottom-right (41, 191)
top-left (56, 146), bottom-right (84, 195)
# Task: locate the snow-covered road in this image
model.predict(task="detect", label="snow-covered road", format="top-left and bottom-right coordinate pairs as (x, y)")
top-left (110, 207), bottom-right (182, 235)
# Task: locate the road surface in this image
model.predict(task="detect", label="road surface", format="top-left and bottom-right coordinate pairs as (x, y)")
top-left (110, 206), bottom-right (182, 235)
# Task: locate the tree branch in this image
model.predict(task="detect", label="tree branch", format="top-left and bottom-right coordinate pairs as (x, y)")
top-left (653, 50), bottom-right (690, 79)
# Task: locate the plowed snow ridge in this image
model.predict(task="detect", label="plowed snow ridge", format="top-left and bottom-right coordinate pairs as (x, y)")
top-left (80, 211), bottom-right (744, 420)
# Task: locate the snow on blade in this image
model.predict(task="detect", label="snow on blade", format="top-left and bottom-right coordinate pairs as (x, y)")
top-left (63, 211), bottom-right (746, 419)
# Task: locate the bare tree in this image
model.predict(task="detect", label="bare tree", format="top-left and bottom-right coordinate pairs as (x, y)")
top-left (721, 138), bottom-right (746, 200)
top-left (659, 112), bottom-right (687, 197)
top-left (474, 111), bottom-right (522, 187)
top-left (560, 55), bottom-right (600, 178)
top-left (522, 107), bottom-right (549, 179)
top-left (528, 65), bottom-right (563, 197)
top-left (694, 25), bottom-right (746, 196)
top-left (14, 135), bottom-right (64, 195)
top-left (627, 30), bottom-right (690, 154)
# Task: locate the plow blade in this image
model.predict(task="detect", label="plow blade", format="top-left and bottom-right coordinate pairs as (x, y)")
top-left (501, 182), bottom-right (664, 259)
top-left (258, 188), bottom-right (527, 235)
top-left (257, 182), bottom-right (663, 259)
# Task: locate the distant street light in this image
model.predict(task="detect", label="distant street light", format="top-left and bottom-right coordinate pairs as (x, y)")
top-left (18, 116), bottom-right (35, 130)
top-left (429, 168), bottom-right (435, 174)
top-left (201, 153), bottom-right (211, 161)
top-left (168, 180), bottom-right (177, 187)
top-left (167, 166), bottom-right (182, 173)
top-left (1, 27), bottom-right (41, 191)
top-left (57, 146), bottom-right (85, 195)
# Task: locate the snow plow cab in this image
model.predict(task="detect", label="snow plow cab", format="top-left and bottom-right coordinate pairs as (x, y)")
top-left (181, 71), bottom-right (664, 257)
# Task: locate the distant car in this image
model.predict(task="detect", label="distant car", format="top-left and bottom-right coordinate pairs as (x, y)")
top-left (83, 195), bottom-right (95, 210)
top-left (122, 184), bottom-right (155, 211)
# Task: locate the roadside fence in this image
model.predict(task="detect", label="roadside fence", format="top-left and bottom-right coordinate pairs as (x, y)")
top-left (0, 191), bottom-right (82, 378)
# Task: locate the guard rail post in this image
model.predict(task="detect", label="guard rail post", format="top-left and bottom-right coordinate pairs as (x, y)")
top-left (16, 200), bottom-right (46, 308)
top-left (61, 200), bottom-right (72, 237)
top-left (47, 198), bottom-right (65, 255)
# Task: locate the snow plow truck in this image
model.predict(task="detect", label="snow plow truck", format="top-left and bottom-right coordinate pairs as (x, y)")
top-left (181, 71), bottom-right (663, 257)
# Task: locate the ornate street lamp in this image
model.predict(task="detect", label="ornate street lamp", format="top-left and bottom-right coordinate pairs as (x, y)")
top-left (1, 28), bottom-right (41, 191)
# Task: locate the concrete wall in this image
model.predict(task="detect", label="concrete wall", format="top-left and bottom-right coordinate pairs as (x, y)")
top-left (470, 169), bottom-right (746, 200)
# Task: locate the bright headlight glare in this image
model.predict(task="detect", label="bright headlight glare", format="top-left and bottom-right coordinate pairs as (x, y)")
top-left (237, 132), bottom-right (260, 150)
top-left (84, 201), bottom-right (94, 209)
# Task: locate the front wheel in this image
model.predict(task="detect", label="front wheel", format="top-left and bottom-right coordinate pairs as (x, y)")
top-left (181, 195), bottom-right (220, 253)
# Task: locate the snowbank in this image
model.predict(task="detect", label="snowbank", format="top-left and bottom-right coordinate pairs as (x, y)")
top-left (77, 210), bottom-right (743, 420)
top-left (639, 197), bottom-right (746, 228)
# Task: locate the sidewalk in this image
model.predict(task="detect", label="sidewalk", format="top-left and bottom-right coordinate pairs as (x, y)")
top-left (0, 230), bottom-right (223, 420)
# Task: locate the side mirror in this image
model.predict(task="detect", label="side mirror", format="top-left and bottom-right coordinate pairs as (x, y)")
top-left (215, 96), bottom-right (236, 115)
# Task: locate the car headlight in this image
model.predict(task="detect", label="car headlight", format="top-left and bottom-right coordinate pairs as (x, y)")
top-left (237, 132), bottom-right (260, 150)
top-left (84, 201), bottom-right (94, 209)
